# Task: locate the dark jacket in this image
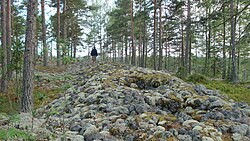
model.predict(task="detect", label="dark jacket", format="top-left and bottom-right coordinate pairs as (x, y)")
top-left (91, 48), bottom-right (98, 56)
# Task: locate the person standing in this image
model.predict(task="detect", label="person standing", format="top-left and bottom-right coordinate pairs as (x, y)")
top-left (91, 47), bottom-right (98, 63)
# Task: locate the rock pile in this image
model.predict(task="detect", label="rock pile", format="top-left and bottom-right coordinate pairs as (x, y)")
top-left (2, 62), bottom-right (250, 141)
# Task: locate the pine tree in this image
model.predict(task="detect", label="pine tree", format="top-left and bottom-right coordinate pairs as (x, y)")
top-left (22, 0), bottom-right (37, 113)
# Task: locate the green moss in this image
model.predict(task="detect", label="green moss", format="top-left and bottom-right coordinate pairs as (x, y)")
top-left (34, 87), bottom-right (65, 109)
top-left (186, 73), bottom-right (207, 84)
top-left (203, 80), bottom-right (250, 105)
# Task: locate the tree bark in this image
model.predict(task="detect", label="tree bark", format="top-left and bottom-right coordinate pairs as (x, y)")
top-left (41, 0), bottom-right (48, 66)
top-left (230, 0), bottom-right (237, 83)
top-left (62, 0), bottom-right (67, 60)
top-left (181, 22), bottom-right (184, 69)
top-left (7, 0), bottom-right (12, 79)
top-left (130, 0), bottom-right (136, 65)
top-left (22, 0), bottom-right (37, 113)
top-left (185, 0), bottom-right (191, 76)
top-left (57, 0), bottom-right (61, 66)
top-left (141, 0), bottom-right (147, 68)
top-left (125, 35), bottom-right (128, 64)
top-left (158, 0), bottom-right (163, 70)
top-left (153, 0), bottom-right (157, 70)
top-left (138, 0), bottom-right (142, 67)
top-left (222, 1), bottom-right (226, 79)
top-left (1, 0), bottom-right (8, 93)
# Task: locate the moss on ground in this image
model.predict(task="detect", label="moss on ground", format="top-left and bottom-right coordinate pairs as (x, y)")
top-left (204, 80), bottom-right (250, 105)
top-left (186, 74), bottom-right (250, 105)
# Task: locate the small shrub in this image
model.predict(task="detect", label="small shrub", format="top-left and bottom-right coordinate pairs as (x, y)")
top-left (0, 128), bottom-right (35, 140)
top-left (187, 73), bottom-right (207, 84)
top-left (176, 66), bottom-right (186, 79)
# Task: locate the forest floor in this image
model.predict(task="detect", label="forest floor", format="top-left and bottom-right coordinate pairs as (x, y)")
top-left (0, 61), bottom-right (250, 114)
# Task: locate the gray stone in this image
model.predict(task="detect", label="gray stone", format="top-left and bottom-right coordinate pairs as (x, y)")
top-left (135, 104), bottom-right (149, 114)
top-left (231, 124), bottom-right (249, 135)
top-left (112, 106), bottom-right (129, 114)
top-left (185, 106), bottom-right (194, 114)
top-left (178, 112), bottom-right (192, 121)
top-left (182, 119), bottom-right (199, 127)
top-left (70, 124), bottom-right (82, 132)
top-left (194, 84), bottom-right (207, 94)
top-left (177, 134), bottom-right (192, 141)
top-left (209, 100), bottom-right (224, 109)
top-left (82, 110), bottom-right (96, 119)
top-left (202, 137), bottom-right (214, 141)
top-left (169, 128), bottom-right (178, 136)
top-left (178, 127), bottom-right (188, 135)
top-left (232, 133), bottom-right (243, 141)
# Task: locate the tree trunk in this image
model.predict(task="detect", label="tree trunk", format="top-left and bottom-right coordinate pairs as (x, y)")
top-left (181, 22), bottom-right (184, 68)
top-left (130, 0), bottom-right (136, 65)
top-left (62, 0), bottom-right (67, 60)
top-left (99, 23), bottom-right (102, 61)
top-left (158, 0), bottom-right (163, 70)
top-left (141, 0), bottom-right (146, 68)
top-left (121, 36), bottom-right (124, 63)
top-left (153, 0), bottom-right (157, 70)
top-left (22, 0), bottom-right (37, 113)
top-left (73, 42), bottom-right (76, 58)
top-left (230, 0), bottom-right (237, 83)
top-left (222, 1), bottom-right (226, 79)
top-left (57, 0), bottom-right (61, 66)
top-left (213, 34), bottom-right (216, 77)
top-left (237, 22), bottom-right (240, 78)
top-left (7, 0), bottom-right (12, 79)
top-left (185, 0), bottom-right (191, 77)
top-left (41, 0), bottom-right (48, 66)
top-left (243, 64), bottom-right (246, 81)
top-left (138, 0), bottom-right (142, 67)
top-left (204, 7), bottom-right (211, 76)
top-left (145, 30), bottom-right (148, 68)
top-left (1, 0), bottom-right (8, 93)
top-left (50, 41), bottom-right (53, 60)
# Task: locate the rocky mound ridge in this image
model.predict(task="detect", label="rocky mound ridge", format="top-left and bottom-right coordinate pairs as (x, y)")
top-left (2, 62), bottom-right (250, 141)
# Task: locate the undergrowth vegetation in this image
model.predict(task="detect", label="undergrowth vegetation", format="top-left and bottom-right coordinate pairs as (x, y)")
top-left (0, 64), bottom-right (71, 114)
top-left (0, 127), bottom-right (35, 140)
top-left (187, 74), bottom-right (250, 105)
top-left (0, 114), bottom-right (35, 140)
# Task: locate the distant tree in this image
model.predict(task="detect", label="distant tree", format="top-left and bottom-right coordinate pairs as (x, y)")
top-left (57, 0), bottom-right (61, 66)
top-left (41, 0), bottom-right (48, 66)
top-left (230, 0), bottom-right (237, 83)
top-left (62, 0), bottom-right (67, 60)
top-left (22, 0), bottom-right (37, 113)
top-left (1, 0), bottom-right (8, 93)
top-left (158, 0), bottom-right (163, 70)
top-left (7, 0), bottom-right (12, 79)
top-left (222, 0), bottom-right (227, 79)
top-left (185, 0), bottom-right (191, 76)
top-left (131, 0), bottom-right (136, 65)
top-left (141, 0), bottom-right (148, 68)
top-left (153, 0), bottom-right (157, 70)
